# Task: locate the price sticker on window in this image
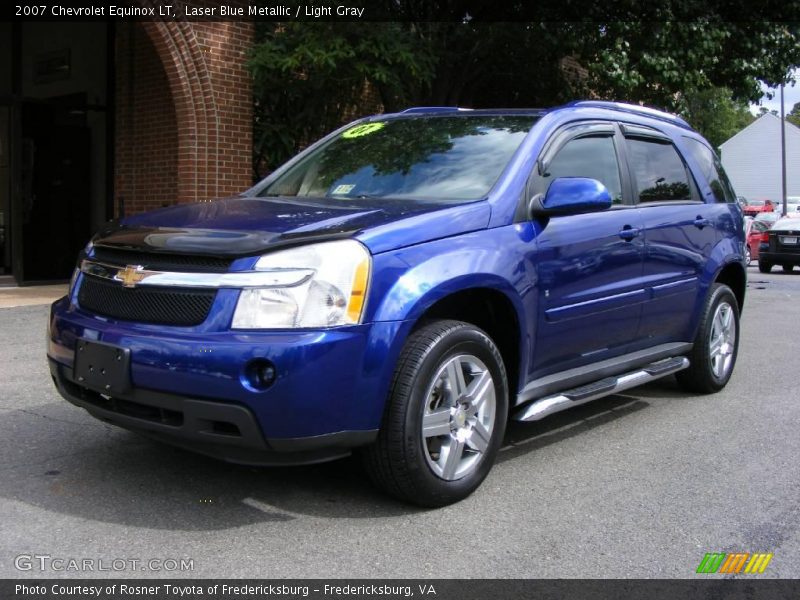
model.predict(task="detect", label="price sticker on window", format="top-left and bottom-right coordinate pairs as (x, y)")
top-left (342, 122), bottom-right (385, 139)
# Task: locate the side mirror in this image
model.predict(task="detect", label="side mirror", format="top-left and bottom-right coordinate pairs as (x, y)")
top-left (529, 177), bottom-right (613, 217)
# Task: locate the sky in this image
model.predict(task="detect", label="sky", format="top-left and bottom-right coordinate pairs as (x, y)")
top-left (750, 68), bottom-right (800, 115)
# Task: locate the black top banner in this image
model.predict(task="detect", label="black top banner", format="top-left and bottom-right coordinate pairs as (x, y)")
top-left (4, 0), bottom-right (800, 22)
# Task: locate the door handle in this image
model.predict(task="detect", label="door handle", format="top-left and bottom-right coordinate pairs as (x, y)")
top-left (694, 216), bottom-right (712, 229)
top-left (618, 226), bottom-right (640, 241)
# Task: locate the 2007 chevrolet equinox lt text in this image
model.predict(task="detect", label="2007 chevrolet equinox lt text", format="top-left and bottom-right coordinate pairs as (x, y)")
top-left (48, 101), bottom-right (746, 506)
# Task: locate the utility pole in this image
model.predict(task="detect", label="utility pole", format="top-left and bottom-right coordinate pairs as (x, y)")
top-left (780, 83), bottom-right (787, 217)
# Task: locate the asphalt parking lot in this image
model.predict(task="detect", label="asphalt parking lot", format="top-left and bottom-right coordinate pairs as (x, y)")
top-left (1, 269), bottom-right (798, 579)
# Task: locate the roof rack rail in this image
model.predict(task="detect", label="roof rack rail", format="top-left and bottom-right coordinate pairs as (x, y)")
top-left (401, 107), bottom-right (473, 114)
top-left (568, 101), bottom-right (692, 130)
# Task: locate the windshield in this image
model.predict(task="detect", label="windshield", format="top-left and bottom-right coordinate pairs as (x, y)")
top-left (755, 212), bottom-right (779, 223)
top-left (257, 115), bottom-right (538, 203)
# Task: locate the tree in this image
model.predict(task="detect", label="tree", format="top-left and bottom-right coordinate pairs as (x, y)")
top-left (249, 22), bottom-right (434, 178)
top-left (574, 21), bottom-right (800, 113)
top-left (249, 21), bottom-right (581, 175)
top-left (679, 87), bottom-right (755, 151)
top-left (788, 102), bottom-right (800, 127)
top-left (248, 10), bottom-right (800, 176)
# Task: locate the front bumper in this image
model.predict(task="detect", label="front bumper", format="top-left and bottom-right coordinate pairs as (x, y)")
top-left (49, 358), bottom-right (374, 465)
top-left (48, 296), bottom-right (409, 465)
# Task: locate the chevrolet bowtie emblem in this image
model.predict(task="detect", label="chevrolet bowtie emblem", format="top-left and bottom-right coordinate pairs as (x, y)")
top-left (117, 265), bottom-right (147, 288)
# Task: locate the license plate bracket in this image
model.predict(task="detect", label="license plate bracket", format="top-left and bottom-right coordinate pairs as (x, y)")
top-left (73, 339), bottom-right (131, 395)
top-left (780, 236), bottom-right (797, 245)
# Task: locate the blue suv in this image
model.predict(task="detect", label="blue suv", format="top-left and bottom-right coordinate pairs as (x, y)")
top-left (48, 101), bottom-right (745, 506)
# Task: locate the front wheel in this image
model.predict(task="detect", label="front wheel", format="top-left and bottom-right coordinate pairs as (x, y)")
top-left (676, 283), bottom-right (740, 393)
top-left (362, 320), bottom-right (508, 507)
top-left (745, 245), bottom-right (752, 266)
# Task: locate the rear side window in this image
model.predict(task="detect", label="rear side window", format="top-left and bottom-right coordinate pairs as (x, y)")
top-left (626, 138), bottom-right (693, 203)
top-left (541, 135), bottom-right (623, 204)
top-left (682, 137), bottom-right (738, 203)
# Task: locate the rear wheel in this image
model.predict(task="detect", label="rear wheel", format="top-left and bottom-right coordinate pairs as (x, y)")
top-left (783, 264), bottom-right (794, 273)
top-left (676, 283), bottom-right (740, 393)
top-left (745, 245), bottom-right (752, 266)
top-left (758, 261), bottom-right (772, 273)
top-left (362, 320), bottom-right (508, 507)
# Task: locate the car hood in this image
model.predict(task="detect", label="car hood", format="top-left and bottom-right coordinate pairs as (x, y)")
top-left (92, 195), bottom-right (491, 256)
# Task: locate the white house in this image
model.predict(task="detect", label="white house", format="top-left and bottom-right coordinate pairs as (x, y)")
top-left (719, 113), bottom-right (800, 200)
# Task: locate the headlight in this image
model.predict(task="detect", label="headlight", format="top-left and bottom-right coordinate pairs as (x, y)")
top-left (68, 268), bottom-right (80, 296)
top-left (232, 240), bottom-right (371, 329)
top-left (69, 240), bottom-right (93, 296)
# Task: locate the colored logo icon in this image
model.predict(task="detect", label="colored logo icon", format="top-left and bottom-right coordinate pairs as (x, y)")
top-left (696, 552), bottom-right (773, 574)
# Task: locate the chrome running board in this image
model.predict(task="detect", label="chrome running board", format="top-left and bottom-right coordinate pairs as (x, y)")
top-left (513, 356), bottom-right (689, 422)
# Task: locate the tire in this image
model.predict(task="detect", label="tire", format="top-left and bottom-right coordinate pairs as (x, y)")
top-left (745, 246), bottom-right (752, 266)
top-left (362, 320), bottom-right (509, 507)
top-left (782, 264), bottom-right (794, 273)
top-left (676, 283), bottom-right (740, 394)
top-left (758, 261), bottom-right (772, 273)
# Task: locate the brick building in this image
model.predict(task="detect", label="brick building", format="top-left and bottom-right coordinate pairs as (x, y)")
top-left (0, 16), bottom-right (254, 283)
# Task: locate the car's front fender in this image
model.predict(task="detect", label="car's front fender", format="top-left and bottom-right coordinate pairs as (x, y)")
top-left (362, 227), bottom-right (535, 402)
top-left (367, 228), bottom-right (531, 325)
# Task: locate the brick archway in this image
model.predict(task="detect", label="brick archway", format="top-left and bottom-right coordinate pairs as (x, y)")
top-left (115, 18), bottom-right (253, 215)
top-left (141, 20), bottom-right (218, 202)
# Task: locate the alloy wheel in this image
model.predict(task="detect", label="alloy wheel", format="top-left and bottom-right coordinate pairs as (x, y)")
top-left (421, 354), bottom-right (496, 481)
top-left (709, 301), bottom-right (736, 379)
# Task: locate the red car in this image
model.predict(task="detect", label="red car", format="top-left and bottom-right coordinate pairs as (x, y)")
top-left (745, 218), bottom-right (771, 265)
top-left (743, 199), bottom-right (776, 217)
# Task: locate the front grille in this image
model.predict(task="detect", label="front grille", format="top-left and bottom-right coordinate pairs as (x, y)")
top-left (82, 392), bottom-right (184, 427)
top-left (92, 247), bottom-right (234, 273)
top-left (78, 275), bottom-right (216, 326)
top-left (68, 381), bottom-right (243, 438)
